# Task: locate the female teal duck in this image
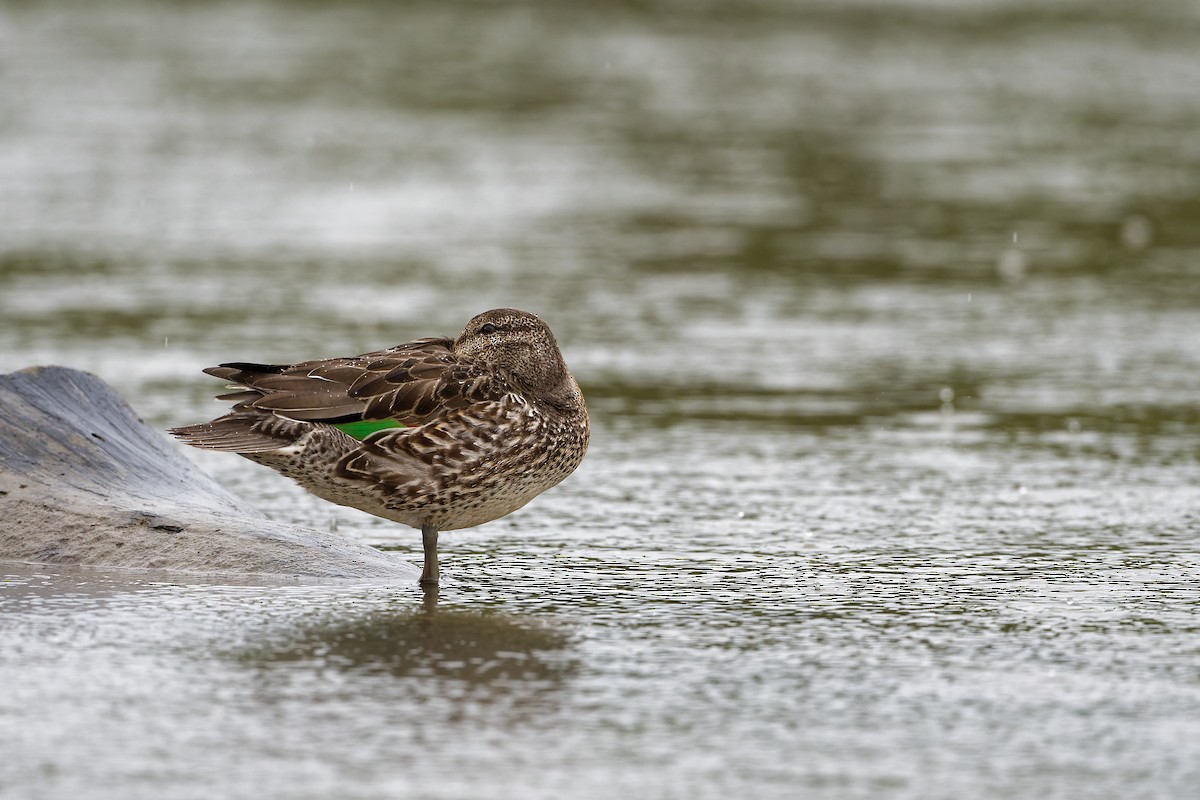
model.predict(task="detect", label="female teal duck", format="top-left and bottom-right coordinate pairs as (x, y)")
top-left (171, 308), bottom-right (589, 585)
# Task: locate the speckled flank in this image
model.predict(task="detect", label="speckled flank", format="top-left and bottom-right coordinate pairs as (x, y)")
top-left (249, 392), bottom-right (589, 531)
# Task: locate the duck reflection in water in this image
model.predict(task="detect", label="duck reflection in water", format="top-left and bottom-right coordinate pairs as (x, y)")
top-left (241, 588), bottom-right (573, 686)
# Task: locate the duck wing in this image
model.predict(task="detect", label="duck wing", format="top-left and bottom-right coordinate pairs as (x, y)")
top-left (205, 337), bottom-right (507, 425)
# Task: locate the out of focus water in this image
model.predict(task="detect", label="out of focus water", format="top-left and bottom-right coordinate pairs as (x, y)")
top-left (3, 1), bottom-right (1200, 798)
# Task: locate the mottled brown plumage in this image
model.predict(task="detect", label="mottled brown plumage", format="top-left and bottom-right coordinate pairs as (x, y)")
top-left (170, 308), bottom-right (589, 585)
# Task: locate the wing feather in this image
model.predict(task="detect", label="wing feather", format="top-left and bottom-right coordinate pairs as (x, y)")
top-left (201, 336), bottom-right (508, 426)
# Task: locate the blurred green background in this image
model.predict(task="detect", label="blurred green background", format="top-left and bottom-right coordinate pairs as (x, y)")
top-left (3, 0), bottom-right (1199, 435)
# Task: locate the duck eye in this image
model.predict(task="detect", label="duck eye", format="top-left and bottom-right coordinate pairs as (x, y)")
top-left (480, 322), bottom-right (498, 335)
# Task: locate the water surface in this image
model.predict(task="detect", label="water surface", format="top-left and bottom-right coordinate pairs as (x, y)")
top-left (2, 1), bottom-right (1199, 798)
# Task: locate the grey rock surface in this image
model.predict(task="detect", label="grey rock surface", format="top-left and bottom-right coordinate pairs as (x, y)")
top-left (0, 366), bottom-right (418, 581)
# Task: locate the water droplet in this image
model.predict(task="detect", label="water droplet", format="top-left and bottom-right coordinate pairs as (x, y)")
top-left (1120, 214), bottom-right (1153, 250)
top-left (997, 247), bottom-right (1027, 282)
top-left (938, 387), bottom-right (955, 404)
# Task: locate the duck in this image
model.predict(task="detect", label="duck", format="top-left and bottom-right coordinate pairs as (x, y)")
top-left (170, 308), bottom-right (589, 586)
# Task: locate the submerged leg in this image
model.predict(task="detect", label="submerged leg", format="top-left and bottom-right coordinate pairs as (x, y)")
top-left (419, 523), bottom-right (439, 585)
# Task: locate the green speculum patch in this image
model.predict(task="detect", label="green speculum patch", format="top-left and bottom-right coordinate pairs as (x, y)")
top-left (333, 419), bottom-right (407, 440)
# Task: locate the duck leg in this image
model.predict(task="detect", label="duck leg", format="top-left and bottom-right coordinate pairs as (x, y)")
top-left (419, 523), bottom-right (439, 585)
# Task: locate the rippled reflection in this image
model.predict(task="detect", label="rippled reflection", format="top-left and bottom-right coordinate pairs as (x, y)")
top-left (239, 592), bottom-right (573, 686)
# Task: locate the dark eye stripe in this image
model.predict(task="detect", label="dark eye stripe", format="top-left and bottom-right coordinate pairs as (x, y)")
top-left (480, 323), bottom-right (498, 334)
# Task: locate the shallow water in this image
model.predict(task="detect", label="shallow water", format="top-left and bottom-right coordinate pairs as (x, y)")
top-left (2, 1), bottom-right (1200, 798)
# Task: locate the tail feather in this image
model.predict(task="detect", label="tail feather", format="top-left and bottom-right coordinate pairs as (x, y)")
top-left (215, 389), bottom-right (264, 404)
top-left (204, 362), bottom-right (288, 381)
top-left (170, 412), bottom-right (308, 454)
